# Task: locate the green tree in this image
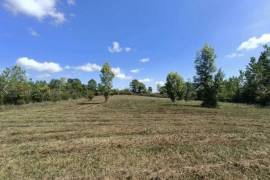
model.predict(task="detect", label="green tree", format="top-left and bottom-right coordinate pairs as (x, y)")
top-left (100, 63), bottom-right (115, 102)
top-left (130, 79), bottom-right (146, 94)
top-left (242, 46), bottom-right (270, 106)
top-left (31, 81), bottom-right (50, 102)
top-left (184, 81), bottom-right (197, 101)
top-left (165, 72), bottom-right (185, 102)
top-left (87, 90), bottom-right (95, 101)
top-left (157, 84), bottom-right (167, 96)
top-left (88, 79), bottom-right (97, 93)
top-left (194, 44), bottom-right (219, 107)
top-left (67, 79), bottom-right (84, 99)
top-left (148, 87), bottom-right (153, 94)
top-left (49, 78), bottom-right (67, 101)
top-left (0, 66), bottom-right (30, 104)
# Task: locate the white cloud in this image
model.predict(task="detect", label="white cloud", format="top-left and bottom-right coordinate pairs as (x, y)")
top-left (139, 78), bottom-right (151, 83)
top-left (109, 42), bottom-right (122, 53)
top-left (71, 63), bottom-right (131, 80)
top-left (108, 41), bottom-right (131, 53)
top-left (4, 0), bottom-right (65, 23)
top-left (67, 0), bottom-right (75, 6)
top-left (16, 57), bottom-right (63, 73)
top-left (225, 53), bottom-right (244, 59)
top-left (155, 81), bottom-right (165, 86)
top-left (130, 69), bottom-right (140, 73)
top-left (112, 67), bottom-right (132, 80)
top-left (140, 58), bottom-right (150, 63)
top-left (125, 47), bottom-right (131, 52)
top-left (237, 34), bottom-right (270, 51)
top-left (74, 63), bottom-right (101, 72)
top-left (28, 28), bottom-right (39, 37)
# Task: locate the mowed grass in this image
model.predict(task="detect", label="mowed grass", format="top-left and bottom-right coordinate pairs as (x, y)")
top-left (0, 96), bottom-right (269, 179)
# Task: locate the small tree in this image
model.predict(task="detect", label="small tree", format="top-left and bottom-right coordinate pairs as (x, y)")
top-left (157, 84), bottom-right (167, 96)
top-left (148, 87), bottom-right (153, 94)
top-left (130, 79), bottom-right (147, 94)
top-left (184, 81), bottom-right (197, 101)
top-left (87, 90), bottom-right (95, 101)
top-left (1, 65), bottom-right (29, 105)
top-left (88, 79), bottom-right (97, 94)
top-left (165, 72), bottom-right (185, 103)
top-left (100, 63), bottom-right (115, 102)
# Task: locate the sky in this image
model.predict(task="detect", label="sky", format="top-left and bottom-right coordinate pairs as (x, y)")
top-left (1, 0), bottom-right (270, 90)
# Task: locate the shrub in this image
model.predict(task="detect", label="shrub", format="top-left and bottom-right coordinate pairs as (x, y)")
top-left (87, 90), bottom-right (95, 101)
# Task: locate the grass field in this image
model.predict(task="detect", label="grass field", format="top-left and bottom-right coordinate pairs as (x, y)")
top-left (0, 95), bottom-right (269, 179)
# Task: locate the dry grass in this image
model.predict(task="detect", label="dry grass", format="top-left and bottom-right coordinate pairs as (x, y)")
top-left (0, 95), bottom-right (269, 179)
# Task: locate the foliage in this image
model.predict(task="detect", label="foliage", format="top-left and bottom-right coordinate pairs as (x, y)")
top-left (148, 87), bottom-right (153, 94)
top-left (130, 79), bottom-right (147, 94)
top-left (165, 72), bottom-right (185, 102)
top-left (88, 79), bottom-right (97, 94)
top-left (0, 45), bottom-right (269, 107)
top-left (100, 63), bottom-right (115, 102)
top-left (194, 44), bottom-right (219, 107)
top-left (184, 81), bottom-right (197, 101)
top-left (241, 46), bottom-right (270, 106)
top-left (87, 90), bottom-right (95, 101)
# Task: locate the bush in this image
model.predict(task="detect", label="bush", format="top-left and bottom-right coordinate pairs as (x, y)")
top-left (87, 90), bottom-right (95, 101)
top-left (61, 92), bottom-right (70, 100)
top-left (49, 91), bottom-right (62, 102)
top-left (31, 90), bottom-right (43, 102)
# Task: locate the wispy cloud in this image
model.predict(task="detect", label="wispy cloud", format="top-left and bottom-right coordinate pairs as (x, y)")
top-left (225, 53), bottom-right (244, 59)
top-left (28, 28), bottom-right (39, 37)
top-left (67, 0), bottom-right (75, 6)
top-left (140, 58), bottom-right (150, 63)
top-left (72, 63), bottom-right (132, 80)
top-left (139, 78), bottom-right (151, 83)
top-left (4, 0), bottom-right (65, 23)
top-left (108, 41), bottom-right (131, 53)
top-left (130, 69), bottom-right (141, 73)
top-left (16, 57), bottom-right (63, 73)
top-left (74, 63), bottom-right (101, 72)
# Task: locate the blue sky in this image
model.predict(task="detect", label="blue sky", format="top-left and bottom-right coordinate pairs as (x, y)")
top-left (1, 0), bottom-right (270, 89)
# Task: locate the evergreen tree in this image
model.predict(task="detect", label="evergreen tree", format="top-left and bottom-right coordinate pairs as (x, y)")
top-left (194, 44), bottom-right (219, 107)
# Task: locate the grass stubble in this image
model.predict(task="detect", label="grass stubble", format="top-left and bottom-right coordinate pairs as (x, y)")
top-left (0, 96), bottom-right (269, 179)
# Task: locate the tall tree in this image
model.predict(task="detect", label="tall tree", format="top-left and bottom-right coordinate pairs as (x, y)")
top-left (100, 63), bottom-right (115, 102)
top-left (242, 46), bottom-right (270, 105)
top-left (194, 44), bottom-right (219, 107)
top-left (165, 72), bottom-right (185, 102)
top-left (255, 45), bottom-right (270, 105)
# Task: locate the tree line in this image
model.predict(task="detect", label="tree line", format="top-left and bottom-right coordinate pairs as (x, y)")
top-left (0, 45), bottom-right (269, 107)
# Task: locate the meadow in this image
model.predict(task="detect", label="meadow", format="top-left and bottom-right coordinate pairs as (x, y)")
top-left (0, 95), bottom-right (269, 179)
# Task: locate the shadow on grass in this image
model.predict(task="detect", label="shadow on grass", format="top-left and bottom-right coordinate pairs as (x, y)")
top-left (77, 102), bottom-right (104, 105)
top-left (161, 102), bottom-right (202, 108)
